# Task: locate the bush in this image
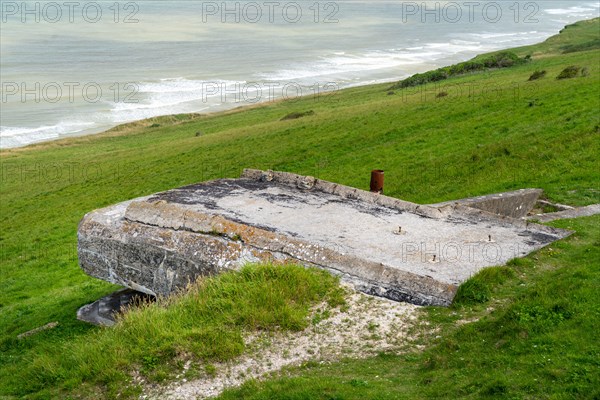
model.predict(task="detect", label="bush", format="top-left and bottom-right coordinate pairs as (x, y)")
top-left (528, 70), bottom-right (547, 81)
top-left (484, 51), bottom-right (520, 68)
top-left (561, 38), bottom-right (600, 53)
top-left (395, 69), bottom-right (449, 89)
top-left (389, 51), bottom-right (526, 90)
top-left (453, 267), bottom-right (515, 307)
top-left (281, 110), bottom-right (315, 121)
top-left (453, 278), bottom-right (491, 307)
top-left (557, 66), bottom-right (582, 80)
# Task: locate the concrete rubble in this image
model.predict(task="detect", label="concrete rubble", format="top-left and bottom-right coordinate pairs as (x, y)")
top-left (77, 289), bottom-right (154, 326)
top-left (78, 169), bottom-right (572, 310)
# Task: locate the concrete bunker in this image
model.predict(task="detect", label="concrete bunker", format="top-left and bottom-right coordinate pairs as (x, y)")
top-left (77, 169), bottom-right (571, 324)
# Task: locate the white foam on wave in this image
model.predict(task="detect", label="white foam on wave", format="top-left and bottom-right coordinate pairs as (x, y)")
top-left (258, 39), bottom-right (490, 82)
top-left (108, 78), bottom-right (243, 123)
top-left (543, 2), bottom-right (599, 24)
top-left (0, 78), bottom-right (242, 148)
top-left (258, 51), bottom-right (434, 81)
top-left (544, 5), bottom-right (599, 16)
top-left (138, 78), bottom-right (243, 94)
top-left (471, 30), bottom-right (546, 41)
top-left (0, 121), bottom-right (96, 148)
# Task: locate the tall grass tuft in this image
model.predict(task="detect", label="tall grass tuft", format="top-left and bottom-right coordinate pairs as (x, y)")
top-left (453, 267), bottom-right (516, 307)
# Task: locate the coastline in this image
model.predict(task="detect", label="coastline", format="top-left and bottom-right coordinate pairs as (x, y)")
top-left (3, 1), bottom-right (599, 151)
top-left (1, 17), bottom-right (597, 153)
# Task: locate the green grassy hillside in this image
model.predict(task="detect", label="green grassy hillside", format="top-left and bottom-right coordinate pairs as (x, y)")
top-left (218, 216), bottom-right (600, 400)
top-left (0, 18), bottom-right (598, 399)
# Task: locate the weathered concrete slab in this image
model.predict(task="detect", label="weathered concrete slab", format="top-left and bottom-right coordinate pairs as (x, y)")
top-left (429, 189), bottom-right (543, 219)
top-left (78, 170), bottom-right (571, 306)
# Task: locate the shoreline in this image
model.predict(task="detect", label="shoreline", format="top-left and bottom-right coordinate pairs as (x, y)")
top-left (1, 17), bottom-right (596, 153)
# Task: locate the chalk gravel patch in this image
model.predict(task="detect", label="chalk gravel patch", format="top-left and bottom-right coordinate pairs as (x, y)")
top-left (141, 289), bottom-right (420, 400)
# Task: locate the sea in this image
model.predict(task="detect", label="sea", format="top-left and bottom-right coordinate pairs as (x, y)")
top-left (1, 0), bottom-right (598, 148)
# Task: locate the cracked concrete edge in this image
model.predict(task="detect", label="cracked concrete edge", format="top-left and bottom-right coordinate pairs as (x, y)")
top-left (78, 240), bottom-right (453, 307)
top-left (536, 200), bottom-right (574, 211)
top-left (78, 216), bottom-right (281, 298)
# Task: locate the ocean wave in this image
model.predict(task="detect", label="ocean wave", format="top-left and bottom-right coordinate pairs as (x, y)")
top-left (137, 78), bottom-right (244, 94)
top-left (258, 39), bottom-right (494, 82)
top-left (258, 51), bottom-right (432, 81)
top-left (544, 5), bottom-right (599, 17)
top-left (0, 121), bottom-right (96, 148)
top-left (131, 78), bottom-right (245, 109)
top-left (106, 78), bottom-right (244, 122)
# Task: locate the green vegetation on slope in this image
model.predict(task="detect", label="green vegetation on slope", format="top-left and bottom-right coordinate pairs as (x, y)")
top-left (389, 51), bottom-right (528, 90)
top-left (0, 17), bottom-right (598, 399)
top-left (7, 265), bottom-right (344, 398)
top-left (218, 216), bottom-right (600, 400)
top-left (511, 19), bottom-right (600, 56)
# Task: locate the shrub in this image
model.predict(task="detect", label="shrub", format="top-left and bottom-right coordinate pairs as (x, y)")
top-left (389, 51), bottom-right (526, 90)
top-left (561, 38), bottom-right (600, 53)
top-left (528, 70), bottom-right (547, 81)
top-left (478, 51), bottom-right (528, 69)
top-left (557, 66), bottom-right (582, 80)
top-left (453, 278), bottom-right (491, 307)
top-left (453, 267), bottom-right (515, 307)
top-left (280, 110), bottom-right (315, 121)
top-left (396, 70), bottom-right (449, 89)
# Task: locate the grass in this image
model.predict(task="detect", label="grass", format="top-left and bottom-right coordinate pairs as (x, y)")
top-left (7, 264), bottom-right (344, 398)
top-left (0, 17), bottom-right (598, 399)
top-left (218, 216), bottom-right (600, 400)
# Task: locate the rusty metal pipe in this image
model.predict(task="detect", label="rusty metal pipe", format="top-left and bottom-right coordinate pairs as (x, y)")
top-left (370, 170), bottom-right (384, 194)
